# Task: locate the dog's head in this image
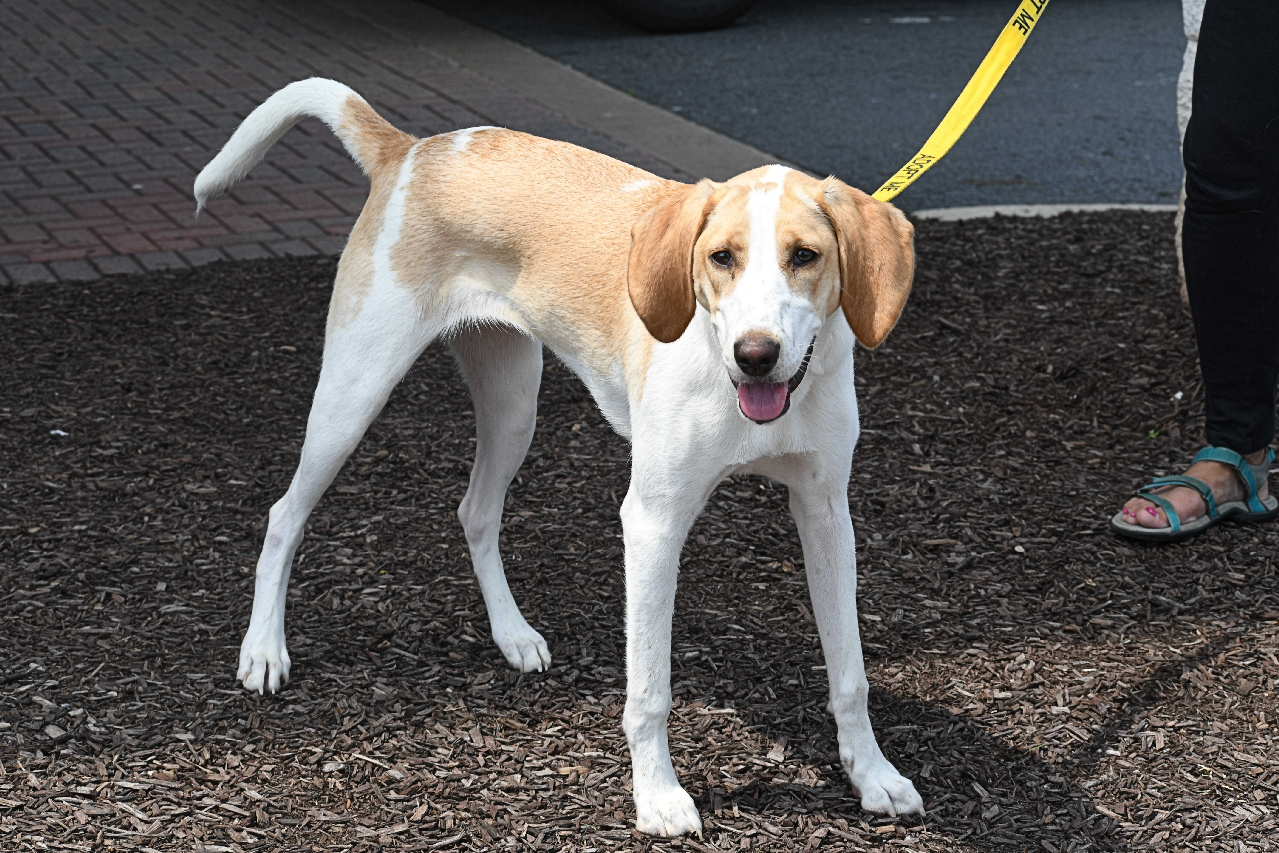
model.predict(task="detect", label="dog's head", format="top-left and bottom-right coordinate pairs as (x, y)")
top-left (627, 165), bottom-right (915, 423)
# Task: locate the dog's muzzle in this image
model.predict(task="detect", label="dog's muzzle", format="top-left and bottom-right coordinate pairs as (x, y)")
top-left (732, 339), bottom-right (815, 424)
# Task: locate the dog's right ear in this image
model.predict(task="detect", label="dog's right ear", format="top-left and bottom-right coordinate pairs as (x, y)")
top-left (627, 180), bottom-right (715, 344)
top-left (816, 177), bottom-right (915, 350)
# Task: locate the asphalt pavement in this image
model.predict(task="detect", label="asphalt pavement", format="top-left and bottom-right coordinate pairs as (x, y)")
top-left (425, 0), bottom-right (1184, 211)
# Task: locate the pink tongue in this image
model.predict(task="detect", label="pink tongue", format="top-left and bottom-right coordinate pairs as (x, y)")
top-left (738, 382), bottom-right (788, 422)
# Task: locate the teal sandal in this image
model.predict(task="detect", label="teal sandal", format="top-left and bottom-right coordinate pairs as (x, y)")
top-left (1110, 446), bottom-right (1277, 543)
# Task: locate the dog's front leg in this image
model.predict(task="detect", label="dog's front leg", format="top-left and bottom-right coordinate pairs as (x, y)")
top-left (620, 480), bottom-right (707, 837)
top-left (788, 470), bottom-right (923, 817)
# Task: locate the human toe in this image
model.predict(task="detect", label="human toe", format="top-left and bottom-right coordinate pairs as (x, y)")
top-left (1120, 498), bottom-right (1165, 529)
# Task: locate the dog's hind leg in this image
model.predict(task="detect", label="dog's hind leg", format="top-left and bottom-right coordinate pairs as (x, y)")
top-left (451, 324), bottom-right (551, 672)
top-left (239, 285), bottom-right (438, 694)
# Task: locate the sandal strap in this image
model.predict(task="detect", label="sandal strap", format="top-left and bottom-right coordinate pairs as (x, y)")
top-left (1193, 446), bottom-right (1273, 513)
top-left (1132, 489), bottom-right (1182, 534)
top-left (1146, 475), bottom-right (1219, 518)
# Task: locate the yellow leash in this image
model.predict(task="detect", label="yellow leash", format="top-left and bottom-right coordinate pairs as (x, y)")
top-left (872, 0), bottom-right (1050, 203)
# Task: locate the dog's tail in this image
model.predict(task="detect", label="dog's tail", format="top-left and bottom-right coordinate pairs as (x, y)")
top-left (194, 78), bottom-right (415, 215)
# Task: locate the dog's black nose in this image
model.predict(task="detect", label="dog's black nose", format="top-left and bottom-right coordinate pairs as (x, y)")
top-left (734, 336), bottom-right (781, 377)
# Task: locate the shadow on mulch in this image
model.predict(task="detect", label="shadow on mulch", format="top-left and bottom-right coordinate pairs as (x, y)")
top-left (3, 211), bottom-right (1278, 852)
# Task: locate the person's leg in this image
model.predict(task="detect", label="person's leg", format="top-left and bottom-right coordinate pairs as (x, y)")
top-left (1121, 0), bottom-right (1279, 530)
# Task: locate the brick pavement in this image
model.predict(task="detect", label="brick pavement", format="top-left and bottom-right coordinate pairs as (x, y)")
top-left (0, 0), bottom-right (691, 286)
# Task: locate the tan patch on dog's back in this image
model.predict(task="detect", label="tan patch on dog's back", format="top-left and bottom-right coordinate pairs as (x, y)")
top-left (325, 97), bottom-right (418, 333)
top-left (339, 96), bottom-right (416, 176)
top-left (389, 130), bottom-right (673, 392)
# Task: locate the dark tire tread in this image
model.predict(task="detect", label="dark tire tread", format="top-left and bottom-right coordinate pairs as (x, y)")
top-left (598, 0), bottom-right (760, 32)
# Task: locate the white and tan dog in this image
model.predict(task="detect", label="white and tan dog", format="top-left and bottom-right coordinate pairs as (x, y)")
top-left (195, 79), bottom-right (922, 835)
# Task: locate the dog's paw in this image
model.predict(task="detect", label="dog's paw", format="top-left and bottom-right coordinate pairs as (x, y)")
top-left (238, 630), bottom-right (290, 694)
top-left (634, 786), bottom-right (703, 837)
top-left (847, 757), bottom-right (923, 817)
top-left (493, 620), bottom-right (551, 673)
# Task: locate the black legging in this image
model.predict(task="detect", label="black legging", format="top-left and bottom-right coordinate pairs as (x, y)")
top-left (1182, 0), bottom-right (1279, 454)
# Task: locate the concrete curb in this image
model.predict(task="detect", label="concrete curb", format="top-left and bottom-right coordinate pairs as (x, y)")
top-left (911, 203), bottom-right (1179, 221)
top-left (325, 0), bottom-right (801, 181)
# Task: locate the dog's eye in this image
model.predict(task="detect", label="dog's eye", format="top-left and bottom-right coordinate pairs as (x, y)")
top-left (792, 248), bottom-right (818, 266)
top-left (710, 250), bottom-right (733, 267)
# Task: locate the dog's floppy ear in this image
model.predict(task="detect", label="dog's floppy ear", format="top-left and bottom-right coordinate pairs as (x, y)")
top-left (627, 180), bottom-right (715, 344)
top-left (816, 178), bottom-right (915, 349)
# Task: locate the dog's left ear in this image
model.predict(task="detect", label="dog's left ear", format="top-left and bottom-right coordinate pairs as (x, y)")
top-left (628, 180), bottom-right (715, 344)
top-left (816, 178), bottom-right (915, 349)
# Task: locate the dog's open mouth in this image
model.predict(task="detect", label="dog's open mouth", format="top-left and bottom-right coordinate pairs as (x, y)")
top-left (732, 340), bottom-right (815, 424)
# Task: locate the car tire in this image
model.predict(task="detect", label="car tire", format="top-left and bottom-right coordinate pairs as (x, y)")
top-left (599, 0), bottom-right (760, 33)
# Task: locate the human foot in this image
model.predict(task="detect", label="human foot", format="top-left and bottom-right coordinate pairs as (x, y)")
top-left (1111, 446), bottom-right (1276, 541)
top-left (1120, 449), bottom-right (1270, 530)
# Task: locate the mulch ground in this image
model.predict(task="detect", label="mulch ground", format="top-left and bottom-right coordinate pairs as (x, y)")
top-left (3, 210), bottom-right (1278, 853)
